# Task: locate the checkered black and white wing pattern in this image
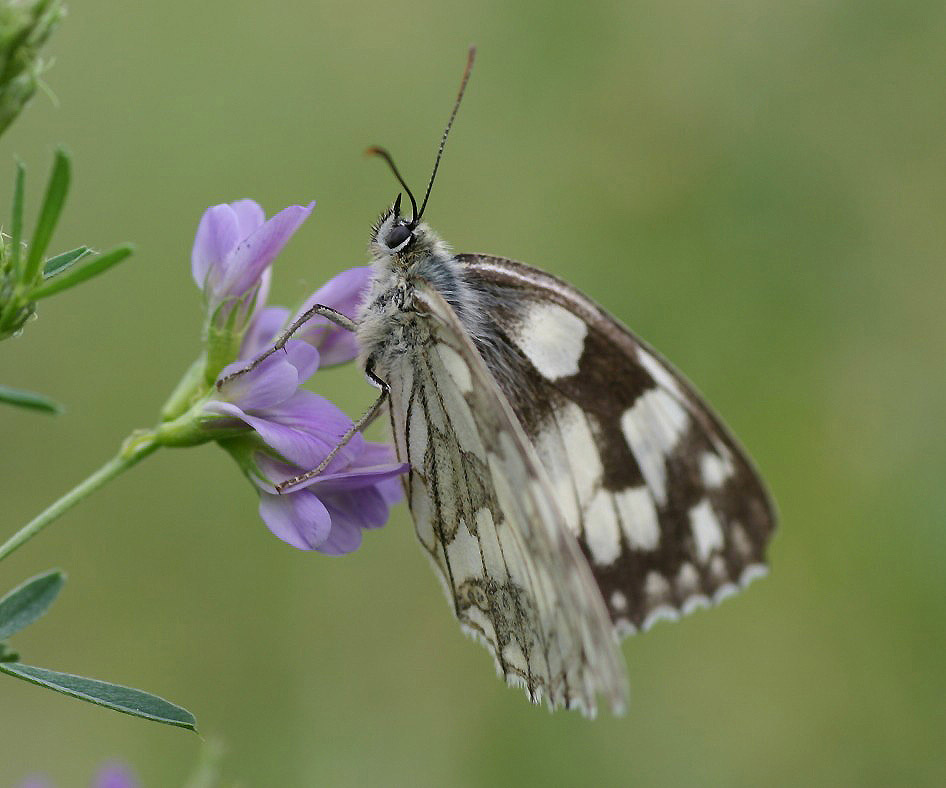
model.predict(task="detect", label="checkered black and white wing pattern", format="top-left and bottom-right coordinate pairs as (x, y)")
top-left (459, 254), bottom-right (777, 637)
top-left (385, 283), bottom-right (627, 716)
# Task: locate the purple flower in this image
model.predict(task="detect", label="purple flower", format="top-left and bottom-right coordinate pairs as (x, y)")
top-left (238, 266), bottom-right (371, 366)
top-left (92, 763), bottom-right (139, 788)
top-left (289, 266), bottom-right (371, 366)
top-left (253, 445), bottom-right (405, 554)
top-left (18, 762), bottom-right (139, 788)
top-left (184, 198), bottom-right (404, 553)
top-left (205, 344), bottom-right (406, 552)
top-left (204, 327), bottom-right (405, 554)
top-left (191, 198), bottom-right (314, 316)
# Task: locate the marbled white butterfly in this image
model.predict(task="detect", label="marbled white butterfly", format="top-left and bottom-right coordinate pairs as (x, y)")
top-left (238, 48), bottom-right (776, 716)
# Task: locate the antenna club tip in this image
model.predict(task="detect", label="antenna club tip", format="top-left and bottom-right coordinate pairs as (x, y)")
top-left (365, 146), bottom-right (385, 157)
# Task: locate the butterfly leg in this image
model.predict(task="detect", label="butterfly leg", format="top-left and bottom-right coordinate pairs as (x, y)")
top-left (215, 304), bottom-right (357, 389)
top-left (274, 366), bottom-right (390, 494)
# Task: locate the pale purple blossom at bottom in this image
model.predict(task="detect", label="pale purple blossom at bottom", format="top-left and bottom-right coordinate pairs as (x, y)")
top-left (92, 763), bottom-right (139, 788)
top-left (17, 761), bottom-right (139, 788)
top-left (254, 444), bottom-right (406, 554)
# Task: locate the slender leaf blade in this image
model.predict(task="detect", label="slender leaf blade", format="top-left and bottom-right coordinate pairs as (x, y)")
top-left (0, 570), bottom-right (64, 639)
top-left (42, 245), bottom-right (91, 278)
top-left (0, 662), bottom-right (197, 731)
top-left (24, 148), bottom-right (71, 283)
top-left (11, 159), bottom-right (25, 272)
top-left (31, 243), bottom-right (134, 300)
top-left (0, 384), bottom-right (62, 413)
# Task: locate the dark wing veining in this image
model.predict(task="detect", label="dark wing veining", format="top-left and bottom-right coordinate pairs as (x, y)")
top-left (384, 281), bottom-right (627, 715)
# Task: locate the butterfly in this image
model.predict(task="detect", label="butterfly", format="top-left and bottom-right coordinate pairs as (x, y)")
top-left (252, 47), bottom-right (776, 716)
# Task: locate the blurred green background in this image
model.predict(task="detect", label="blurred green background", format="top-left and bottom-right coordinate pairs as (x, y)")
top-left (2, 1), bottom-right (945, 785)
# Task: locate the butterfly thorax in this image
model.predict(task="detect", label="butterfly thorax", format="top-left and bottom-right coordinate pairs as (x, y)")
top-left (356, 211), bottom-right (487, 378)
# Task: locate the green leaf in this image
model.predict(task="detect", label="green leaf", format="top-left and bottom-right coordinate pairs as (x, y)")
top-left (0, 643), bottom-right (20, 662)
top-left (0, 569), bottom-right (64, 639)
top-left (24, 147), bottom-right (70, 283)
top-left (10, 160), bottom-right (25, 272)
top-left (0, 384), bottom-right (62, 414)
top-left (0, 662), bottom-right (197, 731)
top-left (42, 245), bottom-right (91, 278)
top-left (31, 243), bottom-right (134, 300)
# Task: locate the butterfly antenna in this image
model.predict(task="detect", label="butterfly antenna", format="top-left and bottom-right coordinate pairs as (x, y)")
top-left (417, 45), bottom-right (476, 221)
top-left (365, 146), bottom-right (419, 222)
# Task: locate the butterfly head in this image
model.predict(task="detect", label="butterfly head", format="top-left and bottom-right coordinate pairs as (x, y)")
top-left (370, 195), bottom-right (441, 267)
top-left (375, 192), bottom-right (416, 252)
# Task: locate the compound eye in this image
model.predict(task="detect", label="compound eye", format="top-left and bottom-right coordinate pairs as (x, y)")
top-left (385, 222), bottom-right (413, 249)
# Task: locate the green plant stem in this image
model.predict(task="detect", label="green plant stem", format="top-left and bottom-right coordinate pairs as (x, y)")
top-left (0, 431), bottom-right (160, 562)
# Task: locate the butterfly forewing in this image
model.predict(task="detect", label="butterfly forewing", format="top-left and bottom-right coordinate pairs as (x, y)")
top-left (385, 282), bottom-right (627, 715)
top-left (458, 254), bottom-right (777, 635)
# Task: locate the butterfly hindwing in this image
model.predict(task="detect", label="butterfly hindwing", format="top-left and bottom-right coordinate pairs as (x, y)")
top-left (458, 254), bottom-right (777, 636)
top-left (384, 282), bottom-right (628, 715)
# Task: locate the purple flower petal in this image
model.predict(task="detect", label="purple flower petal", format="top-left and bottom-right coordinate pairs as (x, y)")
top-left (215, 340), bottom-right (318, 410)
top-left (315, 330), bottom-right (361, 368)
top-left (292, 461), bottom-right (409, 493)
top-left (246, 446), bottom-right (405, 554)
top-left (241, 305), bottom-right (290, 360)
top-left (295, 266), bottom-right (370, 322)
top-left (221, 202), bottom-right (315, 299)
top-left (355, 441), bottom-right (400, 466)
top-left (282, 339), bottom-right (319, 383)
top-left (93, 762), bottom-right (140, 788)
top-left (245, 399), bottom-right (366, 472)
top-left (215, 363), bottom-right (297, 412)
top-left (314, 516), bottom-right (364, 555)
top-left (191, 204), bottom-right (241, 291)
top-left (259, 489), bottom-right (331, 549)
top-left (17, 778), bottom-right (52, 788)
top-left (293, 267), bottom-right (370, 365)
top-left (376, 475), bottom-right (405, 506)
top-left (228, 198), bottom-right (265, 238)
top-left (323, 485), bottom-right (390, 530)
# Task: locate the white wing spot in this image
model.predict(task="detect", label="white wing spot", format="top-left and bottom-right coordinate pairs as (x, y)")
top-left (709, 555), bottom-right (728, 582)
top-left (689, 499), bottom-right (724, 562)
top-left (445, 519), bottom-right (483, 584)
top-left (407, 394), bottom-right (429, 470)
top-left (514, 302), bottom-right (587, 381)
top-left (474, 507), bottom-right (510, 584)
top-left (676, 562), bottom-right (700, 595)
top-left (644, 570), bottom-right (671, 600)
top-left (700, 451), bottom-right (733, 488)
top-left (556, 403), bottom-right (602, 507)
top-left (614, 486), bottom-right (660, 550)
top-left (436, 343), bottom-right (472, 392)
top-left (731, 523), bottom-right (753, 558)
top-left (637, 347), bottom-right (684, 398)
top-left (584, 490), bottom-right (622, 565)
top-left (620, 388), bottom-right (689, 505)
top-left (610, 591), bottom-right (628, 611)
top-left (533, 402), bottom-right (602, 535)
